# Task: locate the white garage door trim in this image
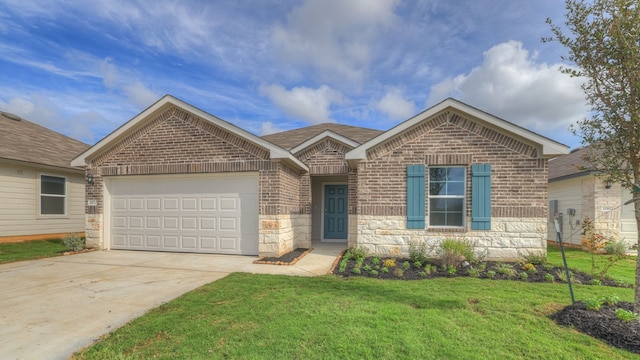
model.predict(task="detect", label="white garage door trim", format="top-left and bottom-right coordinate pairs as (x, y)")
top-left (103, 172), bottom-right (259, 255)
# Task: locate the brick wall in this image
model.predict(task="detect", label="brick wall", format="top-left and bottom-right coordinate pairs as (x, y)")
top-left (358, 110), bottom-right (548, 221)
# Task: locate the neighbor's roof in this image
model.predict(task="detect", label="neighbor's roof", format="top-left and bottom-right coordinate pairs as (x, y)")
top-left (0, 111), bottom-right (89, 170)
top-left (261, 123), bottom-right (383, 150)
top-left (548, 146), bottom-right (597, 181)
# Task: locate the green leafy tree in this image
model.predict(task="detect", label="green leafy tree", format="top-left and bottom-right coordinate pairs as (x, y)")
top-left (546, 0), bottom-right (640, 311)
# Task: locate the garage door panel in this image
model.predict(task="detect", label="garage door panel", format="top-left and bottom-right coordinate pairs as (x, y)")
top-left (164, 198), bottom-right (179, 210)
top-left (164, 217), bottom-right (179, 229)
top-left (201, 198), bottom-right (217, 210)
top-left (182, 198), bottom-right (198, 211)
top-left (181, 217), bottom-right (197, 230)
top-left (109, 173), bottom-right (258, 255)
top-left (146, 198), bottom-right (161, 210)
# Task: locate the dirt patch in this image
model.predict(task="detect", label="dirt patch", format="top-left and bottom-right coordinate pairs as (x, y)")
top-left (253, 248), bottom-right (311, 265)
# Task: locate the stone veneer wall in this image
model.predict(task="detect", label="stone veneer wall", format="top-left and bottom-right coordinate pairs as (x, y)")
top-left (354, 110), bottom-right (549, 259)
top-left (357, 215), bottom-right (546, 260)
top-left (83, 105), bottom-right (307, 256)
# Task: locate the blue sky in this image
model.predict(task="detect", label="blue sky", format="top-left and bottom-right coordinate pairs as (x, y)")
top-left (0, 0), bottom-right (587, 149)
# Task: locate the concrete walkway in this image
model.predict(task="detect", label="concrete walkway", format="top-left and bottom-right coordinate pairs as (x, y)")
top-left (0, 242), bottom-right (344, 360)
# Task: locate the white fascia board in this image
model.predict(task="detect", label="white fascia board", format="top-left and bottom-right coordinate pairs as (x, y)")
top-left (345, 98), bottom-right (569, 161)
top-left (290, 130), bottom-right (360, 154)
top-left (71, 95), bottom-right (308, 171)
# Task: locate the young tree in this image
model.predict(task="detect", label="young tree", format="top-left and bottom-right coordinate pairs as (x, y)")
top-left (546, 0), bottom-right (640, 311)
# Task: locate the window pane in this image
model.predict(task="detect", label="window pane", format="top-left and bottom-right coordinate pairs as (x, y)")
top-left (447, 198), bottom-right (464, 212)
top-left (430, 212), bottom-right (446, 226)
top-left (41, 196), bottom-right (65, 215)
top-left (41, 175), bottom-right (65, 195)
top-left (448, 213), bottom-right (463, 226)
top-left (446, 182), bottom-right (465, 195)
top-left (448, 167), bottom-right (465, 180)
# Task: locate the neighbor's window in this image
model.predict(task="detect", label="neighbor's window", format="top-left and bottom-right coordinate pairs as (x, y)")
top-left (429, 167), bottom-right (465, 227)
top-left (40, 175), bottom-right (66, 215)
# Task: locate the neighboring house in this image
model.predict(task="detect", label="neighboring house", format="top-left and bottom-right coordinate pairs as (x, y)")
top-left (71, 95), bottom-right (568, 259)
top-left (548, 146), bottom-right (637, 247)
top-left (0, 111), bottom-right (89, 241)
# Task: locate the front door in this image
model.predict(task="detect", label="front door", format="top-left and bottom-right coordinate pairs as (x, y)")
top-left (324, 185), bottom-right (348, 240)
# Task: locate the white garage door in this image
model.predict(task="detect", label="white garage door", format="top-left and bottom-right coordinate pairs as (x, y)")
top-left (107, 173), bottom-right (258, 255)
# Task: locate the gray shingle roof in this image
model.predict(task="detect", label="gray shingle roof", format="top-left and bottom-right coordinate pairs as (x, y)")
top-left (548, 146), bottom-right (594, 181)
top-left (0, 112), bottom-right (89, 170)
top-left (261, 123), bottom-right (383, 150)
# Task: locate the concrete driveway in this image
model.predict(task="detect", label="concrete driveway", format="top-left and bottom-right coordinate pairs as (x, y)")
top-left (0, 243), bottom-right (342, 360)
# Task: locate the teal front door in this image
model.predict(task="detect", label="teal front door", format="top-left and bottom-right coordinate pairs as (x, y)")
top-left (324, 185), bottom-right (348, 240)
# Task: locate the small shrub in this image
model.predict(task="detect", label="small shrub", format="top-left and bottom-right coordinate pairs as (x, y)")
top-left (372, 256), bottom-right (381, 265)
top-left (430, 265), bottom-right (438, 274)
top-left (344, 246), bottom-right (368, 262)
top-left (519, 272), bottom-right (529, 281)
top-left (352, 267), bottom-right (361, 274)
top-left (363, 264), bottom-right (372, 272)
top-left (605, 239), bottom-right (628, 256)
top-left (61, 234), bottom-right (85, 251)
top-left (393, 268), bottom-right (405, 277)
top-left (615, 279), bottom-right (628, 287)
top-left (381, 267), bottom-right (389, 274)
top-left (338, 259), bottom-right (348, 273)
top-left (544, 273), bottom-right (554, 282)
top-left (383, 259), bottom-right (396, 268)
top-left (485, 270), bottom-right (496, 279)
top-left (521, 263), bottom-right (536, 272)
top-left (590, 279), bottom-right (602, 286)
top-left (543, 263), bottom-right (554, 272)
top-left (478, 263), bottom-right (487, 271)
top-left (616, 309), bottom-right (638, 322)
top-left (409, 239), bottom-right (429, 265)
top-left (437, 238), bottom-right (476, 268)
top-left (418, 271), bottom-right (426, 277)
top-left (402, 261), bottom-right (411, 270)
top-left (467, 267), bottom-right (480, 277)
top-left (370, 269), bottom-right (378, 276)
top-left (521, 251), bottom-right (547, 265)
top-left (555, 270), bottom-right (573, 283)
top-left (413, 260), bottom-right (423, 268)
top-left (600, 295), bottom-right (620, 306)
top-left (584, 298), bottom-right (603, 311)
top-left (447, 265), bottom-right (456, 275)
top-left (495, 263), bottom-right (516, 277)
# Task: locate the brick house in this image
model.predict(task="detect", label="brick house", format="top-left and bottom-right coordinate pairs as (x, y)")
top-left (72, 95), bottom-right (568, 259)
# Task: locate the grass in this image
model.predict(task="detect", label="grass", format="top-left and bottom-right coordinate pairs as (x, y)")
top-left (547, 245), bottom-right (637, 285)
top-left (73, 272), bottom-right (637, 359)
top-left (0, 239), bottom-right (68, 264)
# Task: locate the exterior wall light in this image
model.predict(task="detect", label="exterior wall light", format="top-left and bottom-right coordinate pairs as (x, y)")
top-left (86, 173), bottom-right (94, 185)
top-left (605, 179), bottom-right (612, 189)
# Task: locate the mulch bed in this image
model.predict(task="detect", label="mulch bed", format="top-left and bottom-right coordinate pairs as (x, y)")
top-left (253, 248), bottom-right (312, 265)
top-left (551, 302), bottom-right (640, 354)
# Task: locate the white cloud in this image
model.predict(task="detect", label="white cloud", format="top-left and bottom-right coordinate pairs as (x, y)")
top-left (0, 95), bottom-right (110, 143)
top-left (260, 84), bottom-right (346, 124)
top-left (98, 58), bottom-right (159, 109)
top-left (427, 40), bottom-right (587, 132)
top-left (270, 0), bottom-right (399, 85)
top-left (375, 88), bottom-right (417, 120)
top-left (124, 81), bottom-right (159, 109)
top-left (260, 121), bottom-right (286, 136)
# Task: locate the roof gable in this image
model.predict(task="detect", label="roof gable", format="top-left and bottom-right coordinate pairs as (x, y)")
top-left (346, 98), bottom-right (569, 164)
top-left (262, 123), bottom-right (382, 150)
top-left (0, 112), bottom-right (89, 170)
top-left (72, 95), bottom-right (307, 171)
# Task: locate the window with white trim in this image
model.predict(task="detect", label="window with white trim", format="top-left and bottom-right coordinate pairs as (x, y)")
top-left (429, 166), bottom-right (465, 227)
top-left (40, 175), bottom-right (66, 215)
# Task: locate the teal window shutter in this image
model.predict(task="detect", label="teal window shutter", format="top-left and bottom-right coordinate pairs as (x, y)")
top-left (471, 164), bottom-right (492, 230)
top-left (407, 165), bottom-right (426, 229)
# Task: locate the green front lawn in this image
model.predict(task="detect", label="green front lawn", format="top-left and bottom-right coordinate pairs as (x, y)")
top-left (547, 245), bottom-right (637, 285)
top-left (74, 272), bottom-right (636, 359)
top-left (0, 239), bottom-right (68, 264)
